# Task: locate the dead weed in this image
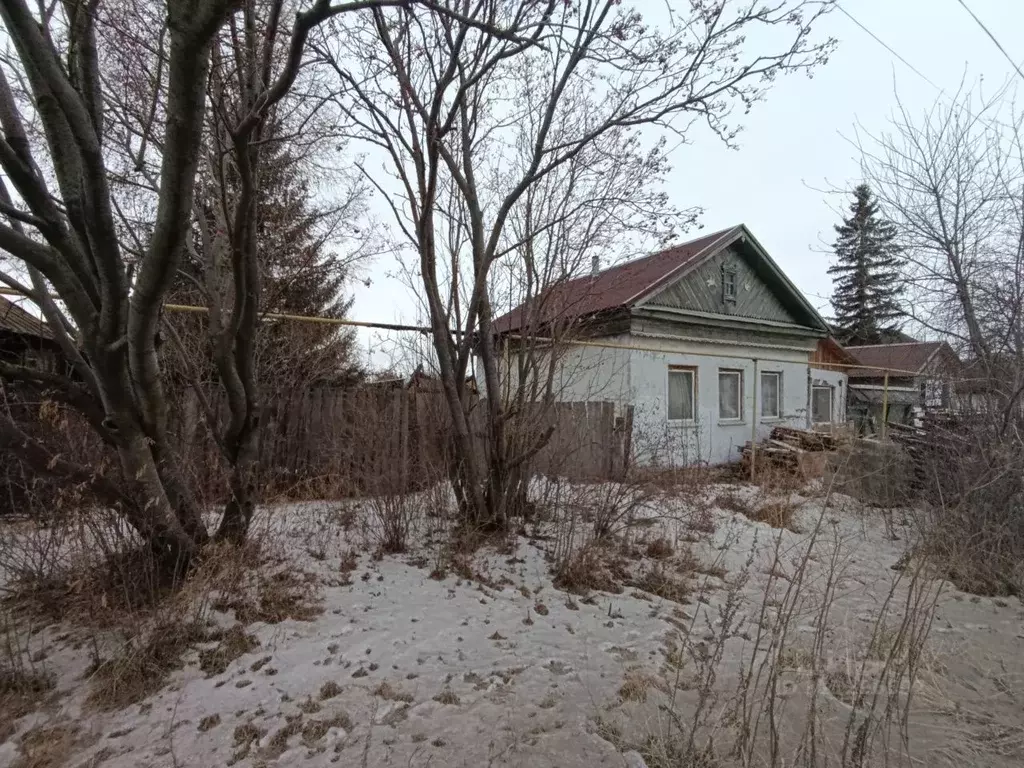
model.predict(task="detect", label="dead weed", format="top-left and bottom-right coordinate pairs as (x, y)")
top-left (0, 667), bottom-right (54, 744)
top-left (198, 624), bottom-right (259, 676)
top-left (553, 545), bottom-right (625, 595)
top-left (636, 566), bottom-right (691, 603)
top-left (87, 620), bottom-right (211, 711)
top-left (11, 722), bottom-right (88, 768)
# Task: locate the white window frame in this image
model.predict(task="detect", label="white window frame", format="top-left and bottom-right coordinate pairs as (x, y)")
top-left (667, 366), bottom-right (696, 423)
top-left (760, 371), bottom-right (782, 420)
top-left (812, 385), bottom-right (834, 424)
top-left (722, 266), bottom-right (738, 303)
top-left (718, 369), bottom-right (744, 422)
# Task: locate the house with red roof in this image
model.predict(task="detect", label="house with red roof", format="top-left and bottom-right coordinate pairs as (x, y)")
top-left (490, 224), bottom-right (841, 466)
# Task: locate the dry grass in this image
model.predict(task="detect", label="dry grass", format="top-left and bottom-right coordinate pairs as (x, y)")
top-left (86, 619), bottom-right (212, 711)
top-left (319, 680), bottom-right (342, 700)
top-left (197, 713), bottom-right (221, 732)
top-left (433, 686), bottom-right (460, 705)
top-left (1, 544), bottom-right (185, 628)
top-left (230, 722), bottom-right (264, 763)
top-left (216, 568), bottom-right (322, 625)
top-left (373, 680), bottom-right (414, 703)
top-left (635, 565), bottom-right (691, 604)
top-left (552, 545), bottom-right (624, 595)
top-left (198, 624), bottom-right (259, 676)
top-left (714, 491), bottom-right (797, 530)
top-left (618, 670), bottom-right (661, 702)
top-left (0, 666), bottom-right (54, 744)
top-left (645, 537), bottom-right (674, 559)
top-left (11, 722), bottom-right (84, 768)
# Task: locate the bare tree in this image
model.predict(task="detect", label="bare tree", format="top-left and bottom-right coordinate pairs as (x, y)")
top-left (859, 86), bottom-right (1024, 416)
top-left (0, 0), bottom-right (432, 565)
top-left (320, 0), bottom-right (836, 529)
top-left (860, 86), bottom-right (1024, 594)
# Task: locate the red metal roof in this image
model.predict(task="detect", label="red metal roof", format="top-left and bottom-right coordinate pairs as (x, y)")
top-left (846, 341), bottom-right (949, 379)
top-left (0, 295), bottom-right (52, 340)
top-left (491, 226), bottom-right (739, 334)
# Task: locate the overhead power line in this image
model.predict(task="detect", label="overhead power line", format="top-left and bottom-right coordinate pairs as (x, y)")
top-left (955, 0), bottom-right (1024, 85)
top-left (834, 3), bottom-right (943, 93)
top-left (0, 287), bottom-right (950, 381)
top-left (835, 2), bottom-right (1017, 137)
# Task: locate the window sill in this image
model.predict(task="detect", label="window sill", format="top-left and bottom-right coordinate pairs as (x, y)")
top-left (718, 419), bottom-right (746, 426)
top-left (760, 416), bottom-right (784, 423)
top-left (666, 420), bottom-right (698, 428)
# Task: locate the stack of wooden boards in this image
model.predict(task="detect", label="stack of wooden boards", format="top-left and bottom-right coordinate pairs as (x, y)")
top-left (740, 425), bottom-right (841, 476)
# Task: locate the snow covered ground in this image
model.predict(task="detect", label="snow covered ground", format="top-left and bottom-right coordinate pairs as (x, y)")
top-left (1, 482), bottom-right (1022, 767)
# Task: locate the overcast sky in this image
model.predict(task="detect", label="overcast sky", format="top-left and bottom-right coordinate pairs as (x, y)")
top-left (350, 0), bottom-right (1024, 369)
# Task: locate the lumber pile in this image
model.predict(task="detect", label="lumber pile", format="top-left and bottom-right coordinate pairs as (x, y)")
top-left (769, 425), bottom-right (839, 452)
top-left (739, 425), bottom-right (841, 477)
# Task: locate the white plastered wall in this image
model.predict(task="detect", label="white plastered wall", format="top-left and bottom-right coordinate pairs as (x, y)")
top-left (627, 335), bottom-right (812, 466)
top-left (489, 331), bottom-right (829, 467)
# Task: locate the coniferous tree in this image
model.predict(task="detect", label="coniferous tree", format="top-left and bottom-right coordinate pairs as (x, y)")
top-left (172, 130), bottom-right (364, 396)
top-left (828, 183), bottom-right (905, 345)
top-left (252, 139), bottom-right (364, 391)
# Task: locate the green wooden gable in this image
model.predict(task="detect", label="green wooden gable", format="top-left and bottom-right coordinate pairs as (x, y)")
top-left (636, 229), bottom-right (826, 332)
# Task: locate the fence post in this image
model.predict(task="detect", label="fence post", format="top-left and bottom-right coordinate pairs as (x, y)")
top-left (750, 358), bottom-right (758, 481)
top-left (399, 391), bottom-right (410, 493)
top-left (881, 372), bottom-right (889, 441)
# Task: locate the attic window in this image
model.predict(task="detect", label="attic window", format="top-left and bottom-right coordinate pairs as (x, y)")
top-left (722, 265), bottom-right (737, 303)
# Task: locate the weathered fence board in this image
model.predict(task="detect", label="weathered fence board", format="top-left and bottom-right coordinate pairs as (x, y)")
top-left (175, 389), bottom-right (633, 497)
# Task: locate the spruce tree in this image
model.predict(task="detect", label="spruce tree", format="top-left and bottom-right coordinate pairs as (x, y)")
top-left (828, 183), bottom-right (905, 345)
top-left (172, 130), bottom-right (364, 394)
top-left (252, 139), bottom-right (364, 390)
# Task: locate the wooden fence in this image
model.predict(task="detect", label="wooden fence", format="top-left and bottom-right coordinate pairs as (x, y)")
top-left (173, 388), bottom-right (633, 498)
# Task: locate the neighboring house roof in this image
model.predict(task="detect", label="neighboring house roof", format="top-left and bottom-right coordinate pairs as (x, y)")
top-left (846, 341), bottom-right (954, 379)
top-left (492, 224), bottom-right (828, 335)
top-left (0, 295), bottom-right (52, 341)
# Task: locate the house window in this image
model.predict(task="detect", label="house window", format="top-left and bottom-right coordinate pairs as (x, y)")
top-left (760, 371), bottom-right (781, 419)
top-left (722, 266), bottom-right (737, 302)
top-left (667, 366), bottom-right (696, 421)
top-left (718, 369), bottom-right (743, 421)
top-left (812, 385), bottom-right (834, 423)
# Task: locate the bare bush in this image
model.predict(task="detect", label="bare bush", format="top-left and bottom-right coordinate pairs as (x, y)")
top-left (366, 493), bottom-right (420, 555)
top-left (907, 418), bottom-right (1024, 595)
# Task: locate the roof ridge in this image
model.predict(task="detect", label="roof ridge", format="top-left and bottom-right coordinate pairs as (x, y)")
top-left (588, 225), bottom-right (739, 280)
